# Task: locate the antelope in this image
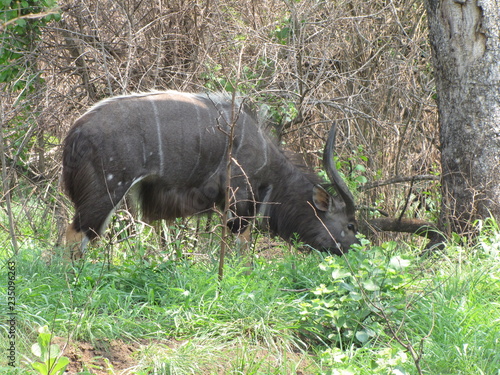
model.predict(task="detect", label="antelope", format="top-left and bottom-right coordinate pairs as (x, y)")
top-left (62, 91), bottom-right (358, 259)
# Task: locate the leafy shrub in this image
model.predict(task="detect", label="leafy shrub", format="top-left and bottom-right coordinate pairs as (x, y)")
top-left (298, 239), bottom-right (411, 348)
top-left (1, 0), bottom-right (60, 92)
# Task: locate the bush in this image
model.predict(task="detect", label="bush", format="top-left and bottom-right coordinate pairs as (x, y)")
top-left (298, 238), bottom-right (411, 348)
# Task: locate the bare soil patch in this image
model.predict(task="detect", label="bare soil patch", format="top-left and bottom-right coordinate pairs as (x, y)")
top-left (50, 336), bottom-right (312, 374)
top-left (52, 337), bottom-right (140, 375)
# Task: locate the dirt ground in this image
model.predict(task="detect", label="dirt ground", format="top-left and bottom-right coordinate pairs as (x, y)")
top-left (50, 336), bottom-right (310, 375)
top-left (52, 337), bottom-right (141, 374)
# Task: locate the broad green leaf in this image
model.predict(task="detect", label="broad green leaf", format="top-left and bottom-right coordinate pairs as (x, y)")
top-left (331, 268), bottom-right (350, 279)
top-left (15, 18), bottom-right (26, 27)
top-left (31, 362), bottom-right (48, 374)
top-left (390, 256), bottom-right (410, 270)
top-left (354, 164), bottom-right (366, 172)
top-left (38, 332), bottom-right (52, 351)
top-left (31, 343), bottom-right (42, 357)
top-left (51, 356), bottom-right (69, 375)
top-left (362, 279), bottom-right (380, 291)
top-left (355, 175), bottom-right (368, 184)
top-left (47, 344), bottom-right (61, 359)
top-left (349, 291), bottom-right (363, 301)
top-left (355, 330), bottom-right (369, 343)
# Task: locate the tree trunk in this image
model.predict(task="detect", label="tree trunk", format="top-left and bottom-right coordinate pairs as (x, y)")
top-left (424, 0), bottom-right (500, 236)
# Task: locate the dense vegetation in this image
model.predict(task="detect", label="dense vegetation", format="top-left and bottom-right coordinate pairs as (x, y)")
top-left (1, 217), bottom-right (499, 374)
top-left (1, 0), bottom-right (499, 374)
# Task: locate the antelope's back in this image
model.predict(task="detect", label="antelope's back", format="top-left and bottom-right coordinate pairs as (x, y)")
top-left (63, 91), bottom-right (276, 189)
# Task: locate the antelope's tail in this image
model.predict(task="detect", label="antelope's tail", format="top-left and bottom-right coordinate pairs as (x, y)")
top-left (62, 128), bottom-right (96, 207)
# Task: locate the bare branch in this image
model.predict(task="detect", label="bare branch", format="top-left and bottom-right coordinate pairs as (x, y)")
top-left (359, 175), bottom-right (440, 192)
top-left (366, 217), bottom-right (446, 251)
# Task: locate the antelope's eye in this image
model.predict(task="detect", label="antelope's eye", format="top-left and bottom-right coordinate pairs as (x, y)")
top-left (347, 224), bottom-right (355, 231)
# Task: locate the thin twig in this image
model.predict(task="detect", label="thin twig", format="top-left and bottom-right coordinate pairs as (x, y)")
top-left (0, 103), bottom-right (19, 255)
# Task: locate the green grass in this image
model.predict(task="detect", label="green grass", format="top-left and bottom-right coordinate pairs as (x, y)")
top-left (1, 218), bottom-right (500, 374)
top-left (406, 251), bottom-right (500, 374)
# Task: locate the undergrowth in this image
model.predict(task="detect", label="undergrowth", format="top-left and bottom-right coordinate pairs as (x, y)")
top-left (1, 220), bottom-right (499, 374)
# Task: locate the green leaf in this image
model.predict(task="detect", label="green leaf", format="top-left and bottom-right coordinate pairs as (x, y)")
top-left (390, 256), bottom-right (410, 270)
top-left (31, 343), bottom-right (42, 357)
top-left (51, 357), bottom-right (69, 375)
top-left (331, 268), bottom-right (350, 279)
top-left (38, 332), bottom-right (52, 351)
top-left (354, 164), bottom-right (366, 172)
top-left (349, 291), bottom-right (363, 301)
top-left (355, 175), bottom-right (368, 184)
top-left (362, 279), bottom-right (380, 291)
top-left (355, 330), bottom-right (370, 343)
top-left (47, 344), bottom-right (61, 359)
top-left (15, 18), bottom-right (26, 27)
top-left (31, 362), bottom-right (48, 374)
top-left (313, 284), bottom-right (334, 295)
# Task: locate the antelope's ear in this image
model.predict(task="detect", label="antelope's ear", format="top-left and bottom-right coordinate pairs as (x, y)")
top-left (312, 185), bottom-right (331, 212)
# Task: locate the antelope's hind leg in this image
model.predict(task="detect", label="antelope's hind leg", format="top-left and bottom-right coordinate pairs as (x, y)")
top-left (64, 221), bottom-right (88, 261)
